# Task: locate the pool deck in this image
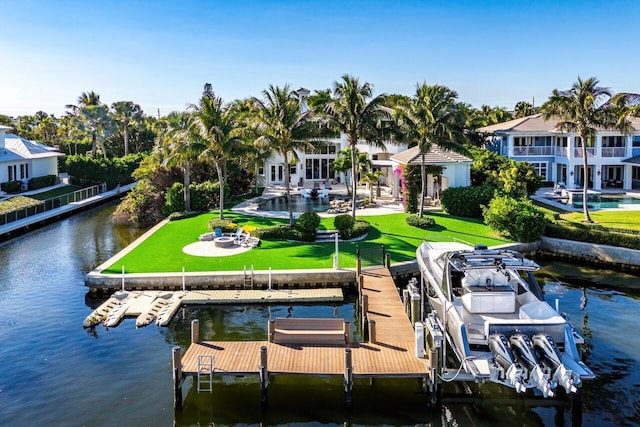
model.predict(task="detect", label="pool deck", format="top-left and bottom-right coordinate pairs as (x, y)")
top-left (532, 187), bottom-right (640, 211)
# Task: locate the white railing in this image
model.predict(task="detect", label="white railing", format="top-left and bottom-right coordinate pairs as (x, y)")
top-left (573, 148), bottom-right (596, 158)
top-left (554, 147), bottom-right (568, 157)
top-left (513, 146), bottom-right (554, 156)
top-left (601, 147), bottom-right (627, 157)
top-left (0, 184), bottom-right (105, 226)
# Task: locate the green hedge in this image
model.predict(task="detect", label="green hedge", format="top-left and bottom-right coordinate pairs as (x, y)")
top-left (297, 212), bottom-right (321, 242)
top-left (351, 219), bottom-right (370, 239)
top-left (440, 185), bottom-right (496, 218)
top-left (334, 214), bottom-right (355, 239)
top-left (27, 175), bottom-right (57, 191)
top-left (1, 180), bottom-right (22, 193)
top-left (65, 153), bottom-right (144, 190)
top-left (545, 221), bottom-right (640, 250)
top-left (406, 214), bottom-right (436, 229)
top-left (164, 181), bottom-right (227, 214)
top-left (253, 224), bottom-right (302, 241)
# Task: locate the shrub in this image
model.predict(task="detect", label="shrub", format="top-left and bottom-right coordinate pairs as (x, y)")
top-left (164, 180), bottom-right (227, 214)
top-left (1, 180), bottom-right (23, 193)
top-left (400, 164), bottom-right (420, 213)
top-left (208, 218), bottom-right (238, 233)
top-left (440, 185), bottom-right (496, 218)
top-left (65, 154), bottom-right (144, 190)
top-left (253, 224), bottom-right (301, 241)
top-left (483, 196), bottom-right (546, 242)
top-left (406, 214), bottom-right (436, 229)
top-left (351, 219), bottom-right (370, 239)
top-left (296, 211), bottom-right (321, 242)
top-left (544, 221), bottom-right (640, 250)
top-left (27, 175), bottom-right (57, 191)
top-left (334, 214), bottom-right (356, 239)
top-left (168, 211), bottom-right (201, 221)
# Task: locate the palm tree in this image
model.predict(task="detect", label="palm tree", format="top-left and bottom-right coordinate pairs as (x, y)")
top-left (542, 77), bottom-right (634, 223)
top-left (111, 101), bottom-right (143, 155)
top-left (191, 94), bottom-right (244, 219)
top-left (159, 112), bottom-right (203, 212)
top-left (359, 170), bottom-right (383, 202)
top-left (394, 83), bottom-right (466, 217)
top-left (249, 84), bottom-right (328, 225)
top-left (514, 101), bottom-right (536, 118)
top-left (321, 74), bottom-right (392, 217)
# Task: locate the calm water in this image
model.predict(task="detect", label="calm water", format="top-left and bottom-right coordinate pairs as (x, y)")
top-left (0, 202), bottom-right (639, 426)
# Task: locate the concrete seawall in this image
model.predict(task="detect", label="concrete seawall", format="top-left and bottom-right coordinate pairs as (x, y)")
top-left (540, 236), bottom-right (640, 271)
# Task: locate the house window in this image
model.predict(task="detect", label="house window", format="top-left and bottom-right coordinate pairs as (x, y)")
top-left (602, 136), bottom-right (624, 147)
top-left (20, 164), bottom-right (25, 179)
top-left (530, 162), bottom-right (548, 179)
top-left (25, 164), bottom-right (29, 179)
top-left (633, 136), bottom-right (640, 147)
top-left (556, 136), bottom-right (568, 147)
top-left (8, 165), bottom-right (13, 181)
top-left (289, 164), bottom-right (297, 175)
top-left (258, 165), bottom-right (264, 175)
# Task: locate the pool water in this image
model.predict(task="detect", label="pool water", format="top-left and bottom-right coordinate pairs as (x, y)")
top-left (257, 194), bottom-right (330, 213)
top-left (554, 194), bottom-right (640, 209)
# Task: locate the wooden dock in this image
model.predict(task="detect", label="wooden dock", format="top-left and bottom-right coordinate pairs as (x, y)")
top-left (174, 267), bottom-right (432, 407)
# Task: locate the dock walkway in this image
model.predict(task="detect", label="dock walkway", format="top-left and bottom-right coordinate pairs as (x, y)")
top-left (176, 267), bottom-right (430, 406)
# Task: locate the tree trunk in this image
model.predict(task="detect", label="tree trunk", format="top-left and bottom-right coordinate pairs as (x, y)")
top-left (123, 118), bottom-right (130, 156)
top-left (580, 136), bottom-right (592, 223)
top-left (183, 161), bottom-right (191, 212)
top-left (91, 132), bottom-right (97, 157)
top-left (350, 141), bottom-right (357, 218)
top-left (283, 153), bottom-right (294, 226)
top-left (215, 161), bottom-right (225, 219)
top-left (419, 150), bottom-right (426, 218)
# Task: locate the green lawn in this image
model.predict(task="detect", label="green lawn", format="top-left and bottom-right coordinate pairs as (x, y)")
top-left (102, 210), bottom-right (510, 274)
top-left (30, 185), bottom-right (81, 200)
top-left (560, 210), bottom-right (640, 231)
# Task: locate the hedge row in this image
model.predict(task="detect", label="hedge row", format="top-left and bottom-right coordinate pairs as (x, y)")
top-left (65, 153), bottom-right (144, 190)
top-left (27, 175), bottom-right (57, 191)
top-left (440, 185), bottom-right (496, 218)
top-left (545, 221), bottom-right (640, 250)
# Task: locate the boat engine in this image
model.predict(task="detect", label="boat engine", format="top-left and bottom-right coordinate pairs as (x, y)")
top-left (509, 332), bottom-right (556, 398)
top-left (532, 333), bottom-right (580, 394)
top-left (488, 333), bottom-right (526, 393)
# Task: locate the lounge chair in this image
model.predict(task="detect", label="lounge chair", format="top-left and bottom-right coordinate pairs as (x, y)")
top-left (300, 188), bottom-right (311, 198)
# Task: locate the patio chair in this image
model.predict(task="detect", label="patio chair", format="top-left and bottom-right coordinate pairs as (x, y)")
top-left (214, 228), bottom-right (223, 238)
top-left (313, 181), bottom-right (321, 190)
top-left (233, 228), bottom-right (248, 245)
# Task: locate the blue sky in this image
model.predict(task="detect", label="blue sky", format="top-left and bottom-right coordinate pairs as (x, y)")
top-left (1, 0), bottom-right (638, 117)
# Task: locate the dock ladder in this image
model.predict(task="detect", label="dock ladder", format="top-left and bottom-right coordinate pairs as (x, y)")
top-left (197, 354), bottom-right (214, 392)
top-left (243, 265), bottom-right (254, 290)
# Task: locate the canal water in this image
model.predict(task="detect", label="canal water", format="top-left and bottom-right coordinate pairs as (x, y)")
top-left (0, 202), bottom-right (638, 426)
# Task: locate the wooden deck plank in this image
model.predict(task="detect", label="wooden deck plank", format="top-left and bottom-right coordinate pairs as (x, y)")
top-left (181, 267), bottom-right (430, 380)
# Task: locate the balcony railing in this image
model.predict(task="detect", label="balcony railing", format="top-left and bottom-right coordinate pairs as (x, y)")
top-left (601, 147), bottom-right (627, 157)
top-left (555, 147), bottom-right (568, 157)
top-left (573, 147), bottom-right (596, 158)
top-left (513, 146), bottom-right (554, 156)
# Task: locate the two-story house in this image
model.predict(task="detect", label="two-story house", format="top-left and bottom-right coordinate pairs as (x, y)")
top-left (479, 114), bottom-right (640, 190)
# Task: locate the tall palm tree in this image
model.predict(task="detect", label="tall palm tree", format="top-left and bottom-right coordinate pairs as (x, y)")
top-left (359, 170), bottom-right (383, 202)
top-left (394, 83), bottom-right (466, 217)
top-left (322, 74), bottom-right (392, 217)
top-left (111, 101), bottom-right (143, 155)
top-left (191, 95), bottom-right (244, 219)
top-left (542, 77), bottom-right (634, 223)
top-left (514, 101), bottom-right (536, 118)
top-left (249, 84), bottom-right (328, 225)
top-left (159, 112), bottom-right (203, 212)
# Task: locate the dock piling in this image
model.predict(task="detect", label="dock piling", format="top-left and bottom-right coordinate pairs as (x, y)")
top-left (267, 319), bottom-right (275, 342)
top-left (344, 348), bottom-right (353, 408)
top-left (259, 346), bottom-right (269, 408)
top-left (172, 346), bottom-right (183, 409)
top-left (343, 320), bottom-right (350, 344)
top-left (361, 294), bottom-right (369, 332)
top-left (191, 319), bottom-right (199, 344)
top-left (368, 319), bottom-right (376, 343)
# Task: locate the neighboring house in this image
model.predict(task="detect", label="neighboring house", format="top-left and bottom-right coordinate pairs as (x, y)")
top-left (389, 145), bottom-right (472, 200)
top-left (0, 125), bottom-right (65, 191)
top-left (478, 114), bottom-right (640, 190)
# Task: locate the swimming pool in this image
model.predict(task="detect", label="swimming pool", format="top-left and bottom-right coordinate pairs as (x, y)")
top-left (257, 194), bottom-right (331, 213)
top-left (554, 194), bottom-right (640, 209)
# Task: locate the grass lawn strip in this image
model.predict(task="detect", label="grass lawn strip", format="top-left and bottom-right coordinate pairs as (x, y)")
top-left (0, 196), bottom-right (43, 215)
top-left (102, 210), bottom-right (510, 274)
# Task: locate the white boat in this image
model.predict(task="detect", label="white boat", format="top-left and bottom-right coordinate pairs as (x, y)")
top-left (155, 293), bottom-right (184, 326)
top-left (417, 241), bottom-right (594, 397)
top-left (135, 293), bottom-right (172, 328)
top-left (83, 290), bottom-right (129, 328)
top-left (103, 301), bottom-right (129, 327)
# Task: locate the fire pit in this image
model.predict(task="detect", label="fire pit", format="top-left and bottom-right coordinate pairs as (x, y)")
top-left (214, 236), bottom-right (235, 248)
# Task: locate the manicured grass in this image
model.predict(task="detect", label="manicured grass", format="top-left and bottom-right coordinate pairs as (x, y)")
top-left (560, 210), bottom-right (640, 231)
top-left (102, 210), bottom-right (510, 274)
top-left (30, 185), bottom-right (81, 200)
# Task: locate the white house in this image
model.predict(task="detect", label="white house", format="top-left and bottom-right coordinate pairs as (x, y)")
top-left (389, 145), bottom-right (472, 200)
top-left (0, 125), bottom-right (65, 190)
top-left (478, 114), bottom-right (640, 190)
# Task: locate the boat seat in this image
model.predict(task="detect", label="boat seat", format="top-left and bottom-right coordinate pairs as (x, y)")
top-left (461, 271), bottom-right (515, 314)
